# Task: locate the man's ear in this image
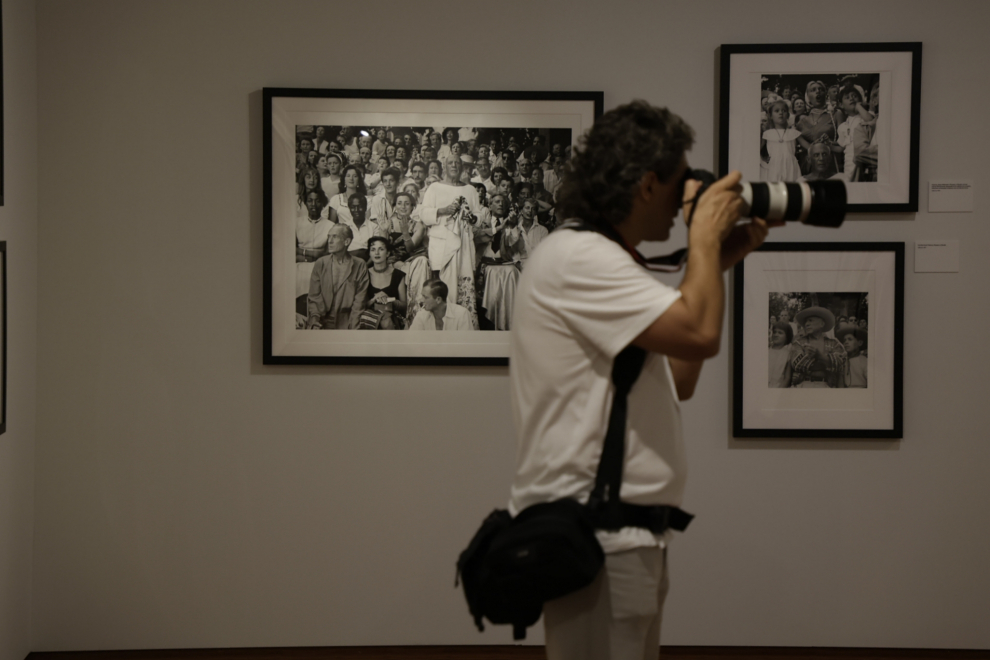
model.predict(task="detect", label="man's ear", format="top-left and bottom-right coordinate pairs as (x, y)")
top-left (639, 170), bottom-right (661, 200)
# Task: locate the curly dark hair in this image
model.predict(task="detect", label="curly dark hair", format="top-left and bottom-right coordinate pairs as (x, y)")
top-left (555, 100), bottom-right (695, 227)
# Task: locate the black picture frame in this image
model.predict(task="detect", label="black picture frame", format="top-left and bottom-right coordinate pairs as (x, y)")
top-left (1, 0), bottom-right (5, 206)
top-left (263, 88), bottom-right (603, 366)
top-left (0, 242), bottom-right (6, 434)
top-left (733, 242), bottom-right (904, 439)
top-left (718, 42), bottom-right (922, 213)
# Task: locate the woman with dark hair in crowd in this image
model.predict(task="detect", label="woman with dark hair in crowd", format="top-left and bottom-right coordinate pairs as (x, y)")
top-left (388, 192), bottom-right (431, 326)
top-left (438, 128), bottom-right (458, 163)
top-left (363, 236), bottom-right (408, 330)
top-left (388, 192), bottom-right (423, 261)
top-left (328, 164), bottom-right (369, 226)
top-left (320, 154), bottom-right (342, 196)
top-left (427, 159), bottom-right (444, 180)
top-left (296, 166), bottom-right (328, 219)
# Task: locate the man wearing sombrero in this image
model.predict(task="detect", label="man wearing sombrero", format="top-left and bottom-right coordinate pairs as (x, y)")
top-left (790, 306), bottom-right (847, 388)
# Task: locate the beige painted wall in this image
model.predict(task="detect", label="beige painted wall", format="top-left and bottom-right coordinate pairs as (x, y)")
top-left (0, 0), bottom-right (37, 659)
top-left (33, 0), bottom-right (990, 652)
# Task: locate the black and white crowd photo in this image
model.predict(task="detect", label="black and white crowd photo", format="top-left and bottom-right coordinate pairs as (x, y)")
top-left (292, 125), bottom-right (572, 332)
top-left (758, 73), bottom-right (881, 183)
top-left (768, 292), bottom-right (869, 389)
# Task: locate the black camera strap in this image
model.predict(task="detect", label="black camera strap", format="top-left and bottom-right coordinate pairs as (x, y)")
top-left (585, 343), bottom-right (693, 534)
top-left (556, 215), bottom-right (693, 273)
top-left (561, 217), bottom-right (694, 533)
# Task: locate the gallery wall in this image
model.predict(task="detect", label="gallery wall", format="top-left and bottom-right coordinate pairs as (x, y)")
top-left (33, 0), bottom-right (990, 652)
top-left (0, 1), bottom-right (38, 659)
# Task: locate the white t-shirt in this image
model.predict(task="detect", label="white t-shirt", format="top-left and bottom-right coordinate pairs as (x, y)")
top-left (508, 229), bottom-right (686, 554)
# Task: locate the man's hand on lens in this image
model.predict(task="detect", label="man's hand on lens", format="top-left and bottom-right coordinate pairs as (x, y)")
top-left (684, 171), bottom-right (744, 250)
top-left (682, 170), bottom-right (783, 271)
top-left (718, 217), bottom-right (777, 271)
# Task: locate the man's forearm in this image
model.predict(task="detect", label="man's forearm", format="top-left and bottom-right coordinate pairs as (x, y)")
top-left (678, 238), bottom-right (725, 352)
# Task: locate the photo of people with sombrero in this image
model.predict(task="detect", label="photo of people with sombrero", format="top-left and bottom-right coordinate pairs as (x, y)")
top-left (768, 292), bottom-right (869, 388)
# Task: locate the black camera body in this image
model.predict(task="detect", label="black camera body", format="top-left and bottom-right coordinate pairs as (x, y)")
top-left (685, 169), bottom-right (847, 228)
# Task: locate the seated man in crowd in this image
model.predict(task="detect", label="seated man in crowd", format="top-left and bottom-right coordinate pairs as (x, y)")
top-left (495, 177), bottom-right (515, 205)
top-left (337, 127), bottom-right (359, 159)
top-left (371, 167), bottom-right (403, 227)
top-left (421, 145), bottom-right (437, 167)
top-left (472, 158), bottom-right (496, 196)
top-left (543, 155), bottom-right (567, 199)
top-left (305, 224), bottom-right (370, 330)
top-left (341, 194), bottom-right (386, 262)
top-left (516, 158), bottom-right (536, 184)
top-left (358, 145), bottom-right (375, 173)
top-left (296, 188), bottom-right (333, 262)
top-left (408, 279), bottom-right (475, 331)
top-left (541, 142), bottom-right (565, 171)
top-left (409, 161), bottom-right (428, 196)
top-left (313, 126), bottom-right (331, 155)
top-left (501, 197), bottom-right (548, 266)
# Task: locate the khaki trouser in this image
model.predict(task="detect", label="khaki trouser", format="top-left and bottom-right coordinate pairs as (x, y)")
top-left (544, 546), bottom-right (669, 660)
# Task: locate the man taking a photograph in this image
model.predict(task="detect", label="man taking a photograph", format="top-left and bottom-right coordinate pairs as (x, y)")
top-left (508, 100), bottom-right (777, 659)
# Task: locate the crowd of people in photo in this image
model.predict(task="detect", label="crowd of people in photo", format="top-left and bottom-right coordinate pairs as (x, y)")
top-left (293, 125), bottom-right (571, 332)
top-left (758, 74), bottom-right (881, 184)
top-left (768, 296), bottom-right (869, 389)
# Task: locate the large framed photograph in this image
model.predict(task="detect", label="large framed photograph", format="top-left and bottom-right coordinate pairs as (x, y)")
top-left (733, 242), bottom-right (904, 438)
top-left (264, 88), bottom-right (602, 365)
top-left (719, 43), bottom-right (922, 213)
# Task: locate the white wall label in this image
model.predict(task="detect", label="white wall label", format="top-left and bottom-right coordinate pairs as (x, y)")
top-left (928, 180), bottom-right (973, 212)
top-left (915, 240), bottom-right (960, 273)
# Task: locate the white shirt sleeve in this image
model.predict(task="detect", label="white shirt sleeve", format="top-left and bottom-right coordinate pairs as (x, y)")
top-left (409, 309), bottom-right (432, 331)
top-left (420, 185), bottom-right (440, 226)
top-left (556, 235), bottom-right (682, 360)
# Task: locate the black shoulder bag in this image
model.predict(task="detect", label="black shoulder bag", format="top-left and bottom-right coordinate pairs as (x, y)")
top-left (456, 339), bottom-right (694, 640)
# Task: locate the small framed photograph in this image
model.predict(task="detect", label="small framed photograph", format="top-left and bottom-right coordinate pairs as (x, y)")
top-left (733, 242), bottom-right (904, 438)
top-left (719, 43), bottom-right (922, 213)
top-left (264, 88), bottom-right (601, 365)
